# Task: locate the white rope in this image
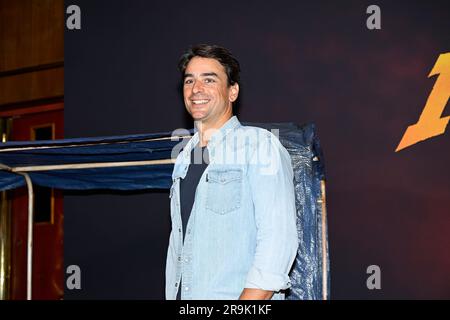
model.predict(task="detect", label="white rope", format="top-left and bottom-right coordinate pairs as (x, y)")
top-left (0, 135), bottom-right (192, 153)
top-left (10, 159), bottom-right (176, 173)
top-left (0, 163), bottom-right (12, 171)
top-left (14, 172), bottom-right (34, 300)
top-left (320, 180), bottom-right (328, 300)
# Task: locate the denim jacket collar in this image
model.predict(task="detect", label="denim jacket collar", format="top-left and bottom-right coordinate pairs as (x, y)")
top-left (205, 115), bottom-right (241, 150)
top-left (172, 116), bottom-right (241, 180)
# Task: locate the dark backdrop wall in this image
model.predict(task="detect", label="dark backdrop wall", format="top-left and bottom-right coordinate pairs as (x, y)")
top-left (64, 0), bottom-right (450, 299)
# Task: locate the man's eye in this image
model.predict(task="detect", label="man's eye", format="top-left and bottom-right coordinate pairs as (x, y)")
top-left (184, 79), bottom-right (193, 85)
top-left (204, 78), bottom-right (215, 83)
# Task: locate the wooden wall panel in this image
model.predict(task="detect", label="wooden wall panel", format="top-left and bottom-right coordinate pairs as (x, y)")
top-left (0, 66), bottom-right (63, 105)
top-left (0, 0), bottom-right (64, 106)
top-left (0, 0), bottom-right (64, 71)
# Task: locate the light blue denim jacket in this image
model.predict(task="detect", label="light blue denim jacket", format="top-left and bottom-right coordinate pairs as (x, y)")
top-left (166, 116), bottom-right (298, 300)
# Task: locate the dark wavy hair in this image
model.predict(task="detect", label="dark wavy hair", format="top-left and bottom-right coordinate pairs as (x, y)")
top-left (178, 44), bottom-right (240, 87)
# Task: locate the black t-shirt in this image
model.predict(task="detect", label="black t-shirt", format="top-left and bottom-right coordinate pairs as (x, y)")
top-left (177, 144), bottom-right (209, 300)
top-left (180, 144), bottom-right (209, 242)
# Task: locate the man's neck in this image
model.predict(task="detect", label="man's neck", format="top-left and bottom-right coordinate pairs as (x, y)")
top-left (195, 114), bottom-right (233, 147)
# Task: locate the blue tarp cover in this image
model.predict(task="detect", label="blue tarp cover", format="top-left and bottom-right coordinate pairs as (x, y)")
top-left (0, 131), bottom-right (182, 191)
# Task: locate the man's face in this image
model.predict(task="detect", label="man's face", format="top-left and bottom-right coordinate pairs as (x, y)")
top-left (183, 57), bottom-right (239, 125)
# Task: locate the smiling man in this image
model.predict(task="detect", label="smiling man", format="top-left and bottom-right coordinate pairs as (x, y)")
top-left (166, 44), bottom-right (298, 300)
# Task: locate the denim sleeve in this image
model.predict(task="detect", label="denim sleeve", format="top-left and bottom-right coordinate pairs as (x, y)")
top-left (244, 131), bottom-right (299, 292)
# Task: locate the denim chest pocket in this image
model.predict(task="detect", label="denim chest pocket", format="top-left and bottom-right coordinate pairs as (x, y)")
top-left (206, 169), bottom-right (242, 215)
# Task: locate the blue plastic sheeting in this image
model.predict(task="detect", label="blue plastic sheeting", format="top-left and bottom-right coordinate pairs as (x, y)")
top-left (247, 123), bottom-right (329, 300)
top-left (0, 131), bottom-right (186, 191)
top-left (0, 123), bottom-right (329, 300)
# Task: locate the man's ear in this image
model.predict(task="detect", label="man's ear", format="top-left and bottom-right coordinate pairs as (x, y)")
top-left (229, 83), bottom-right (239, 103)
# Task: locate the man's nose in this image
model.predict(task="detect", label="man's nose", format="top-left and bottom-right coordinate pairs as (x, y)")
top-left (192, 80), bottom-right (204, 94)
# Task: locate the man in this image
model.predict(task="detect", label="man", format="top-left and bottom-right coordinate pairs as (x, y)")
top-left (166, 44), bottom-right (298, 300)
